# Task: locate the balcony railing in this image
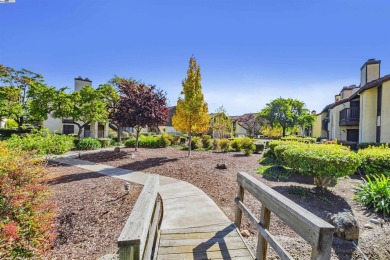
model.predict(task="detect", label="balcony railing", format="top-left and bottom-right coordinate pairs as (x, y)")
top-left (340, 108), bottom-right (359, 126)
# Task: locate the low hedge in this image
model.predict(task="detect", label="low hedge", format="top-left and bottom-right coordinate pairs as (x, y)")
top-left (358, 145), bottom-right (390, 176)
top-left (356, 142), bottom-right (387, 150)
top-left (76, 138), bottom-right (102, 150)
top-left (281, 136), bottom-right (316, 143)
top-left (124, 135), bottom-right (170, 148)
top-left (220, 138), bottom-right (231, 152)
top-left (269, 141), bottom-right (361, 188)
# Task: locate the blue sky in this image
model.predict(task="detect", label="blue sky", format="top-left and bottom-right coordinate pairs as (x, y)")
top-left (1, 0), bottom-right (390, 115)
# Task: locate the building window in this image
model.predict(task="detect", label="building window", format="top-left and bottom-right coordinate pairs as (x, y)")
top-left (63, 125), bottom-right (74, 135)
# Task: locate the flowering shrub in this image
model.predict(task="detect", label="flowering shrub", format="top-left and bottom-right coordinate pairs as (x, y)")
top-left (358, 145), bottom-right (390, 176)
top-left (0, 146), bottom-right (56, 258)
top-left (6, 128), bottom-right (74, 155)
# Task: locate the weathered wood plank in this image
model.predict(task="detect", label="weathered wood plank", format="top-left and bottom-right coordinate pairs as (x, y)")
top-left (234, 184), bottom-right (245, 229)
top-left (237, 172), bottom-right (334, 247)
top-left (143, 200), bottom-right (161, 260)
top-left (158, 242), bottom-right (248, 255)
top-left (161, 223), bottom-right (236, 234)
top-left (160, 230), bottom-right (238, 240)
top-left (235, 198), bottom-right (293, 260)
top-left (118, 175), bottom-right (159, 259)
top-left (310, 229), bottom-right (334, 260)
top-left (159, 236), bottom-right (244, 247)
top-left (157, 248), bottom-right (253, 260)
top-left (257, 205), bottom-right (271, 260)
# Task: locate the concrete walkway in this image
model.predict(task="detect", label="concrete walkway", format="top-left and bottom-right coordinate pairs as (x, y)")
top-left (52, 154), bottom-right (254, 259)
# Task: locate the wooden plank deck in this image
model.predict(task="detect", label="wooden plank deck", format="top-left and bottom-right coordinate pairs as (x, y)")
top-left (156, 223), bottom-right (254, 260)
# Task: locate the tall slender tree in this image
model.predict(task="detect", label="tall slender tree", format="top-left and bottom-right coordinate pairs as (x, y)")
top-left (172, 56), bottom-right (210, 156)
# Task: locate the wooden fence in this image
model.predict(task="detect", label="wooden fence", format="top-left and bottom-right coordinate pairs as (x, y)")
top-left (235, 172), bottom-right (335, 260)
top-left (118, 175), bottom-right (161, 260)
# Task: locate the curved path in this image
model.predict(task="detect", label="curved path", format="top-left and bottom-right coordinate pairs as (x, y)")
top-left (52, 155), bottom-right (254, 259)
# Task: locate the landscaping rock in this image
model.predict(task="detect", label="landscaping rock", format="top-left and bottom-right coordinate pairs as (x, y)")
top-left (364, 224), bottom-right (374, 229)
top-left (370, 218), bottom-right (381, 225)
top-left (216, 163), bottom-right (227, 170)
top-left (326, 212), bottom-right (359, 240)
top-left (114, 147), bottom-right (121, 153)
top-left (241, 229), bottom-right (250, 238)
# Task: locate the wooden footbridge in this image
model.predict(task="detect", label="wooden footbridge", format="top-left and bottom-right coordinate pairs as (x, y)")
top-left (117, 172), bottom-right (335, 260)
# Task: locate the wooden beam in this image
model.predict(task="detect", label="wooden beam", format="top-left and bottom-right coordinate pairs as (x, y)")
top-left (257, 205), bottom-right (271, 260)
top-left (234, 184), bottom-right (245, 229)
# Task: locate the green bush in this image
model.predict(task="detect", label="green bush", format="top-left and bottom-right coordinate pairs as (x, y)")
top-left (255, 143), bottom-right (265, 153)
top-left (240, 137), bottom-right (256, 155)
top-left (0, 146), bottom-right (56, 258)
top-left (124, 136), bottom-right (168, 148)
top-left (213, 139), bottom-right (220, 150)
top-left (5, 119), bottom-right (18, 129)
top-left (202, 135), bottom-right (213, 149)
top-left (98, 138), bottom-right (111, 148)
top-left (6, 129), bottom-right (74, 155)
top-left (356, 142), bottom-right (386, 150)
top-left (76, 138), bottom-right (102, 150)
top-left (358, 145), bottom-right (390, 176)
top-left (281, 136), bottom-right (316, 143)
top-left (191, 136), bottom-right (203, 150)
top-left (159, 133), bottom-right (171, 148)
top-left (278, 142), bottom-right (361, 188)
top-left (231, 138), bottom-right (241, 152)
top-left (355, 174), bottom-right (390, 216)
top-left (220, 138), bottom-right (231, 152)
top-left (110, 139), bottom-right (122, 146)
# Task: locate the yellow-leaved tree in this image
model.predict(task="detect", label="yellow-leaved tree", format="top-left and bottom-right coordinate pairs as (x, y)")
top-left (172, 56), bottom-right (210, 156)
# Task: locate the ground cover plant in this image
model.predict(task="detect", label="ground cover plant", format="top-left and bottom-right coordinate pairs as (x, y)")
top-left (355, 174), bottom-right (390, 217)
top-left (6, 128), bottom-right (74, 155)
top-left (0, 146), bottom-right (56, 258)
top-left (358, 144), bottom-right (390, 176)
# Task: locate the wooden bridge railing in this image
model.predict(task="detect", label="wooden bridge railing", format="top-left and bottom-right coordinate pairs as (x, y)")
top-left (235, 172), bottom-right (335, 260)
top-left (118, 175), bottom-right (161, 260)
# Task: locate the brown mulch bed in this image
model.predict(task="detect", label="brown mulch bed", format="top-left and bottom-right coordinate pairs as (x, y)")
top-left (78, 147), bottom-right (389, 259)
top-left (44, 162), bottom-right (142, 260)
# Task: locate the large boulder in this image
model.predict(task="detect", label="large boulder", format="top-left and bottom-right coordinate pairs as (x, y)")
top-left (326, 212), bottom-right (359, 241)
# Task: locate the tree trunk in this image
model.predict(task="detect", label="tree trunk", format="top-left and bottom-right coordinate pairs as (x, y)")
top-left (282, 127), bottom-right (286, 137)
top-left (135, 129), bottom-right (140, 152)
top-left (118, 125), bottom-right (122, 142)
top-left (17, 117), bottom-right (23, 134)
top-left (188, 132), bottom-right (192, 157)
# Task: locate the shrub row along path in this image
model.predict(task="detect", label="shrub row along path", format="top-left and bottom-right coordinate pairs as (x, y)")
top-left (51, 155), bottom-right (254, 260)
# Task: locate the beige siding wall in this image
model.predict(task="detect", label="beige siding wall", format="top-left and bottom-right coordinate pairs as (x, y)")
top-left (329, 102), bottom-right (350, 140)
top-left (360, 88), bottom-right (377, 142)
top-left (235, 124), bottom-right (247, 137)
top-left (367, 64), bottom-right (380, 83)
top-left (312, 115), bottom-right (322, 138)
top-left (381, 81), bottom-right (390, 142)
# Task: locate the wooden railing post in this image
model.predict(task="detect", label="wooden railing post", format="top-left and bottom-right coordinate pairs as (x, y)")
top-left (310, 229), bottom-right (333, 260)
top-left (257, 205), bottom-right (271, 260)
top-left (234, 185), bottom-right (245, 229)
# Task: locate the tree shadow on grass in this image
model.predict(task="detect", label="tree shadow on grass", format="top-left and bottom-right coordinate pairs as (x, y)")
top-left (118, 157), bottom-right (179, 172)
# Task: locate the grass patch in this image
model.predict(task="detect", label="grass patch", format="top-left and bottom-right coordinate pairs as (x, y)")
top-left (256, 165), bottom-right (293, 181)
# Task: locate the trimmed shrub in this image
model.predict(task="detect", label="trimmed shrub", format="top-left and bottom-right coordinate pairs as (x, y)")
top-left (355, 174), bottom-right (390, 216)
top-left (358, 145), bottom-right (390, 176)
top-left (191, 136), bottom-right (203, 150)
top-left (213, 139), bottom-right (220, 150)
top-left (76, 138), bottom-right (102, 150)
top-left (220, 138), bottom-right (231, 152)
top-left (6, 129), bottom-right (74, 155)
top-left (281, 136), bottom-right (316, 143)
top-left (5, 119), bottom-right (18, 129)
top-left (0, 146), bottom-right (56, 258)
top-left (124, 136), bottom-right (168, 148)
top-left (356, 142), bottom-right (385, 150)
top-left (279, 142), bottom-right (361, 188)
top-left (159, 133), bottom-right (171, 148)
top-left (231, 138), bottom-right (241, 152)
top-left (202, 135), bottom-right (213, 149)
top-left (98, 138), bottom-right (111, 148)
top-left (255, 143), bottom-right (265, 153)
top-left (240, 137), bottom-right (256, 155)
